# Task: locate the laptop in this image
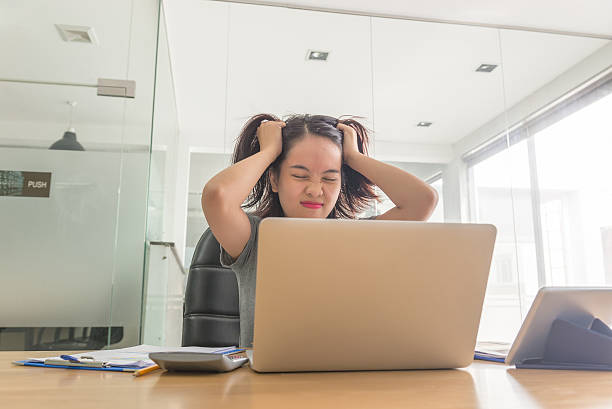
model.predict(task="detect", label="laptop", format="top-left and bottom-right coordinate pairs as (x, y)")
top-left (505, 287), bottom-right (612, 366)
top-left (249, 217), bottom-right (497, 372)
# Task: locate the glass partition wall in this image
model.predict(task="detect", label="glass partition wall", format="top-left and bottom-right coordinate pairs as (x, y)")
top-left (140, 4), bottom-right (184, 347)
top-left (170, 1), bottom-right (612, 346)
top-left (0, 0), bottom-right (163, 350)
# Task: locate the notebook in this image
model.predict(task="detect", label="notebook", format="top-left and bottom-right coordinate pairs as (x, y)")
top-left (249, 218), bottom-right (497, 372)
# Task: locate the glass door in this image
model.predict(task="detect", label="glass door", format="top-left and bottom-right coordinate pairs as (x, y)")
top-left (0, 0), bottom-right (161, 350)
top-left (0, 80), bottom-right (129, 350)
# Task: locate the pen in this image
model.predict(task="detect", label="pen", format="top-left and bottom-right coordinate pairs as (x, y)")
top-left (132, 364), bottom-right (161, 377)
top-left (214, 346), bottom-right (237, 354)
top-left (221, 349), bottom-right (246, 355)
top-left (60, 355), bottom-right (80, 362)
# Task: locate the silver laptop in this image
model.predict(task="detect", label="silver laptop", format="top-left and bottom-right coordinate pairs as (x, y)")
top-left (505, 287), bottom-right (612, 366)
top-left (250, 218), bottom-right (497, 372)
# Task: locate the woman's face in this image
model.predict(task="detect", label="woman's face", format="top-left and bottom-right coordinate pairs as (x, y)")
top-left (270, 134), bottom-right (342, 218)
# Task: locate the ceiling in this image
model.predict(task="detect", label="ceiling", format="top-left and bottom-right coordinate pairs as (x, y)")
top-left (213, 0), bottom-right (612, 38)
top-left (166, 1), bottom-right (610, 155)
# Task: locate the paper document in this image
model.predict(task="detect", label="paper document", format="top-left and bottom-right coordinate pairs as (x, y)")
top-left (475, 341), bottom-right (511, 359)
top-left (25, 344), bottom-right (236, 369)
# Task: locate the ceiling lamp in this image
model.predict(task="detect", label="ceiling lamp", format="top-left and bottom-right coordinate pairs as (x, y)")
top-left (55, 24), bottom-right (98, 45)
top-left (476, 64), bottom-right (498, 73)
top-left (307, 50), bottom-right (329, 61)
top-left (49, 101), bottom-right (85, 151)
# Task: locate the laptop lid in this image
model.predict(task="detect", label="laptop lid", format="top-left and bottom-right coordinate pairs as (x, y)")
top-left (250, 218), bottom-right (496, 372)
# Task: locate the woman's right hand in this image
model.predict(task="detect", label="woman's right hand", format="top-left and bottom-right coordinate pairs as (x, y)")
top-left (256, 120), bottom-right (285, 158)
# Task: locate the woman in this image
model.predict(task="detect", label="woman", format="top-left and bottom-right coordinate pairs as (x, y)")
top-left (202, 113), bottom-right (438, 347)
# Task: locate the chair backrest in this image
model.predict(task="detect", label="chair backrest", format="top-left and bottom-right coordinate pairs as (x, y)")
top-left (182, 228), bottom-right (240, 347)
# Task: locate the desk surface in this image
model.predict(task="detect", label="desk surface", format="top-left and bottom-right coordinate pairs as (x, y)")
top-left (3, 351), bottom-right (612, 409)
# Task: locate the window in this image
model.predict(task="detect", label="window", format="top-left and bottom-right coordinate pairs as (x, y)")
top-left (466, 73), bottom-right (612, 342)
top-left (534, 91), bottom-right (612, 286)
top-left (468, 140), bottom-right (533, 342)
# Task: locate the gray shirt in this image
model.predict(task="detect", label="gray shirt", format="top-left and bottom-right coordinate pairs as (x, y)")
top-left (219, 213), bottom-right (262, 348)
top-left (219, 213), bottom-right (376, 347)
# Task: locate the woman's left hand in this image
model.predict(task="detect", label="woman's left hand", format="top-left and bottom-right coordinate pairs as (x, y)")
top-left (337, 123), bottom-right (361, 163)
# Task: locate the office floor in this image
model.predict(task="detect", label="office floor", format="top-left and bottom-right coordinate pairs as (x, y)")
top-left (4, 351), bottom-right (612, 409)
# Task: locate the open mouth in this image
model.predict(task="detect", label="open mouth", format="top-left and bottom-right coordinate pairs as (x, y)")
top-left (300, 201), bottom-right (323, 209)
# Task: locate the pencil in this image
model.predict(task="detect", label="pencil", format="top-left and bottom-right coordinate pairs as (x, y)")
top-left (132, 364), bottom-right (161, 377)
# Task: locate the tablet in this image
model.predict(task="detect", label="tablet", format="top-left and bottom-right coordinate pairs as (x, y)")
top-left (505, 287), bottom-right (612, 365)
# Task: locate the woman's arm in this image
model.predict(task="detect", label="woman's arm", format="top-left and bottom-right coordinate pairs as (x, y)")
top-left (202, 121), bottom-right (285, 258)
top-left (338, 123), bottom-right (438, 221)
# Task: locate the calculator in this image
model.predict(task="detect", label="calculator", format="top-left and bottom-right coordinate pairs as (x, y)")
top-left (149, 351), bottom-right (249, 372)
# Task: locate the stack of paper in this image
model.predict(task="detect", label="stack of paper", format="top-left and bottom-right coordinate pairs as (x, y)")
top-left (474, 341), bottom-right (510, 363)
top-left (16, 344), bottom-right (237, 372)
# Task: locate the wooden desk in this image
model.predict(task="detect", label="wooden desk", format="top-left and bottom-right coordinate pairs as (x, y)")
top-left (3, 351), bottom-right (612, 408)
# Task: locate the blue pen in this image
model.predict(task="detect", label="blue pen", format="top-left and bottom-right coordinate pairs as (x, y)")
top-left (473, 354), bottom-right (505, 363)
top-left (221, 349), bottom-right (246, 355)
top-left (60, 355), bottom-right (80, 362)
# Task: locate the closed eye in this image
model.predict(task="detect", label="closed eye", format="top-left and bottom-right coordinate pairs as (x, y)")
top-left (292, 175), bottom-right (337, 182)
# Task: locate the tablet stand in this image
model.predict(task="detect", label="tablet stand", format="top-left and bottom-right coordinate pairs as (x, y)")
top-left (516, 316), bottom-right (612, 370)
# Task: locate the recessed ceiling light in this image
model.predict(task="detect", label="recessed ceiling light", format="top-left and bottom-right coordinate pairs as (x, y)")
top-left (307, 50), bottom-right (329, 61)
top-left (476, 64), bottom-right (497, 73)
top-left (417, 122), bottom-right (432, 127)
top-left (55, 24), bottom-right (98, 44)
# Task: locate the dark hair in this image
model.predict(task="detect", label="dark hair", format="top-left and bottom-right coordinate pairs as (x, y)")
top-left (232, 113), bottom-right (380, 218)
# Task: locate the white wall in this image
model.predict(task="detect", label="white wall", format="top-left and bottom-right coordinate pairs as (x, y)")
top-left (184, 153), bottom-right (232, 266)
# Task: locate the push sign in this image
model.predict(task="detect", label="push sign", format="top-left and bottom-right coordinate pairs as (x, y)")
top-left (0, 170), bottom-right (52, 198)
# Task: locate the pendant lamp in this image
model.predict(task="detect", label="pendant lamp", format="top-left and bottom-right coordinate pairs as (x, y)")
top-left (50, 101), bottom-right (85, 151)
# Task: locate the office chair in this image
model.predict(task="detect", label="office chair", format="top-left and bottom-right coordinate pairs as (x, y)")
top-left (24, 326), bottom-right (123, 351)
top-left (182, 228), bottom-right (240, 347)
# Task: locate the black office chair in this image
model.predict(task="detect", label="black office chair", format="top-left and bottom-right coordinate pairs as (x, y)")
top-left (182, 228), bottom-right (240, 347)
top-left (26, 326), bottom-right (123, 351)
